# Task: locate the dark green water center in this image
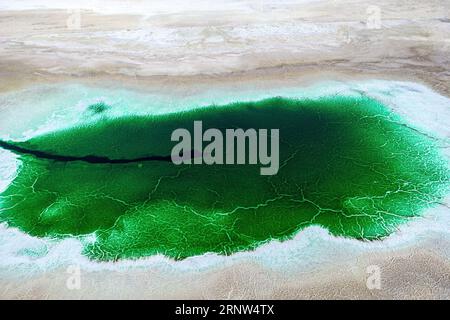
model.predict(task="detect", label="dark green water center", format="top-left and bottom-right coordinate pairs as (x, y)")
top-left (0, 96), bottom-right (448, 260)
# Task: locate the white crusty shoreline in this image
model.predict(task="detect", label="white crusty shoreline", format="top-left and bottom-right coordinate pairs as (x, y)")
top-left (0, 0), bottom-right (449, 299)
top-left (0, 79), bottom-right (449, 299)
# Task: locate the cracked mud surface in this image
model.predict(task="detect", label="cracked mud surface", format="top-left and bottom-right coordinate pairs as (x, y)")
top-left (0, 0), bottom-right (449, 300)
top-left (1, 95), bottom-right (448, 260)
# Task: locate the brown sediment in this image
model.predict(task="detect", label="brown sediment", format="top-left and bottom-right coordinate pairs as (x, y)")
top-left (0, 0), bottom-right (449, 300)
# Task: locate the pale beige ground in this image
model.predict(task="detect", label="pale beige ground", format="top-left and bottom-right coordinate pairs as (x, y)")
top-left (0, 0), bottom-right (449, 95)
top-left (0, 0), bottom-right (449, 299)
top-left (1, 236), bottom-right (450, 300)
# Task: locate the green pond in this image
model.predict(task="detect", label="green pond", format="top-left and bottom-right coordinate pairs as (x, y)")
top-left (0, 95), bottom-right (448, 260)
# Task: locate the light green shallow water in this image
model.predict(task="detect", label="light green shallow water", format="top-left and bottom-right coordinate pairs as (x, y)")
top-left (0, 95), bottom-right (448, 261)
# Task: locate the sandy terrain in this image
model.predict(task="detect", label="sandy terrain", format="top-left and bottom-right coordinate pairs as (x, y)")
top-left (1, 224), bottom-right (450, 300)
top-left (0, 0), bottom-right (449, 94)
top-left (0, 0), bottom-right (449, 299)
